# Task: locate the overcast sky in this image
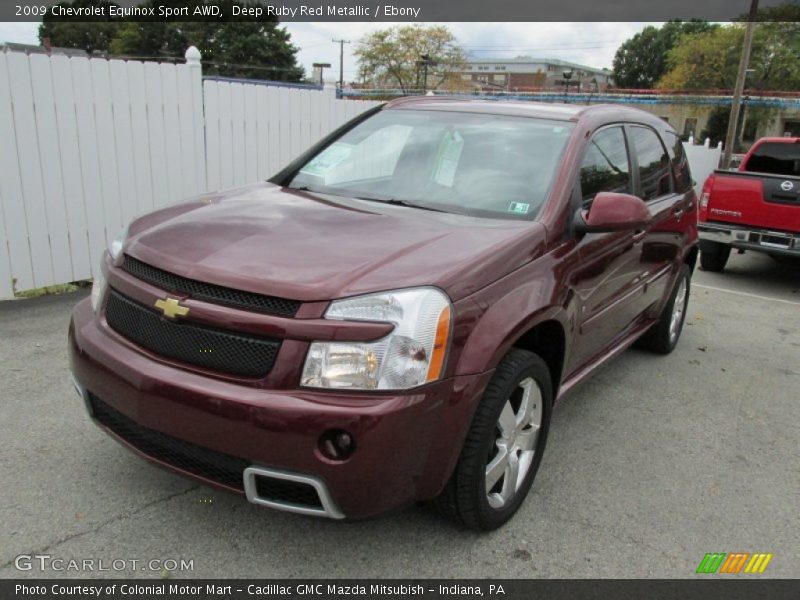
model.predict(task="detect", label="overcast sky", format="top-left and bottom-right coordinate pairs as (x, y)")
top-left (0, 21), bottom-right (660, 81)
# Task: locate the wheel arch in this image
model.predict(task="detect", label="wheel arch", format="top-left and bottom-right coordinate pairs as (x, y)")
top-left (684, 244), bottom-right (699, 273)
top-left (510, 320), bottom-right (566, 398)
top-left (455, 286), bottom-right (570, 400)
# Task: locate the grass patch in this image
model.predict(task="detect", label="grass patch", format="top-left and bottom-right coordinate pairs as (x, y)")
top-left (14, 281), bottom-right (89, 299)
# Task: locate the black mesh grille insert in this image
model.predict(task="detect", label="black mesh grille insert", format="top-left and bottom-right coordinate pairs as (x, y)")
top-left (88, 393), bottom-right (247, 490)
top-left (105, 290), bottom-right (280, 378)
top-left (254, 475), bottom-right (323, 509)
top-left (122, 255), bottom-right (301, 316)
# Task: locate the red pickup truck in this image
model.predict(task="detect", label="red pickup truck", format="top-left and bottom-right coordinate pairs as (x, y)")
top-left (698, 137), bottom-right (800, 271)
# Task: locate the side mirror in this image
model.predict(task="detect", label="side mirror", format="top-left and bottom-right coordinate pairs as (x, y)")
top-left (574, 192), bottom-right (651, 234)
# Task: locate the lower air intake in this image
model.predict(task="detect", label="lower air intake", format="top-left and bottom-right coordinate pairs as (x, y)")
top-left (243, 467), bottom-right (344, 519)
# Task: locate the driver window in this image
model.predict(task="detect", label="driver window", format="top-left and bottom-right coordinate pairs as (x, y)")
top-left (579, 127), bottom-right (631, 207)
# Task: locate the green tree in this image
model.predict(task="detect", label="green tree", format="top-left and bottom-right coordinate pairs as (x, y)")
top-left (658, 26), bottom-right (743, 90)
top-left (700, 107), bottom-right (730, 148)
top-left (39, 0), bottom-right (120, 55)
top-left (39, 0), bottom-right (304, 81)
top-left (354, 25), bottom-right (466, 92)
top-left (658, 21), bottom-right (800, 91)
top-left (611, 21), bottom-right (717, 89)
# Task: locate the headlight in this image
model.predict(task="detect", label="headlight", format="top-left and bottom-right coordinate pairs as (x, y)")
top-left (92, 224), bottom-right (127, 312)
top-left (301, 287), bottom-right (452, 391)
top-left (90, 268), bottom-right (107, 313)
top-left (109, 225), bottom-right (129, 261)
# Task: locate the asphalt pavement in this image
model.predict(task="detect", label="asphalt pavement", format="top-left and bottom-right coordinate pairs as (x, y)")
top-left (1, 251), bottom-right (798, 579)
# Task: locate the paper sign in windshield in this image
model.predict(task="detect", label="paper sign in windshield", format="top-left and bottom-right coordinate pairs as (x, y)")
top-left (432, 131), bottom-right (464, 188)
top-left (301, 143), bottom-right (353, 176)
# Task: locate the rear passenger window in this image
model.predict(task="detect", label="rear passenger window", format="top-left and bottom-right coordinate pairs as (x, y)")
top-left (579, 127), bottom-right (630, 204)
top-left (630, 126), bottom-right (672, 200)
top-left (664, 131), bottom-right (692, 193)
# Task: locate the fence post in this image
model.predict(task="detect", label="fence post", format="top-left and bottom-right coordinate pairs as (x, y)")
top-left (185, 46), bottom-right (207, 194)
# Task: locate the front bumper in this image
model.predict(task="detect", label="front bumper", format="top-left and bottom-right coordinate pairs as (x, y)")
top-left (698, 221), bottom-right (800, 257)
top-left (69, 298), bottom-right (491, 519)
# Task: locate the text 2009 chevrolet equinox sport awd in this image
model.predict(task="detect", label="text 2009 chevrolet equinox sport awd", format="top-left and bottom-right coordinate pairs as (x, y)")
top-left (70, 97), bottom-right (698, 530)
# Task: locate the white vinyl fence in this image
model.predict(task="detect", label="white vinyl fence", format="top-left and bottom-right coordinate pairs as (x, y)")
top-left (0, 50), bottom-right (206, 298)
top-left (684, 135), bottom-right (723, 197)
top-left (0, 47), bottom-right (379, 299)
top-left (203, 78), bottom-right (378, 191)
top-left (0, 47), bottom-right (721, 300)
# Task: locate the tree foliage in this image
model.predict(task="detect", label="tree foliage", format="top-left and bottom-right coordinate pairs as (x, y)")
top-left (39, 0), bottom-right (304, 81)
top-left (611, 21), bottom-right (717, 89)
top-left (39, 0), bottom-right (120, 54)
top-left (354, 25), bottom-right (466, 91)
top-left (658, 21), bottom-right (800, 91)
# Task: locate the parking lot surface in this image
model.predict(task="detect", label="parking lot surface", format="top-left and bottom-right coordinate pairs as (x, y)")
top-left (1, 251), bottom-right (798, 579)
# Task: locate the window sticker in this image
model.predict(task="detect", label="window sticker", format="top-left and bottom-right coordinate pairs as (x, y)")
top-left (432, 130), bottom-right (464, 187)
top-left (508, 202), bottom-right (530, 214)
top-left (300, 142), bottom-right (354, 176)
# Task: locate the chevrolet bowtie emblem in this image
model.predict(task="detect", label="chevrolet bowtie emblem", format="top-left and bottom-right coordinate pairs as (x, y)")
top-left (155, 297), bottom-right (189, 319)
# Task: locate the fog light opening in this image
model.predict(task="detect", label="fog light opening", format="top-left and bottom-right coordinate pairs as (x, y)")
top-left (319, 429), bottom-right (356, 461)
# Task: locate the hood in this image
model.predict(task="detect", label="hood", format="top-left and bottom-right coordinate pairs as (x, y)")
top-left (126, 183), bottom-right (546, 303)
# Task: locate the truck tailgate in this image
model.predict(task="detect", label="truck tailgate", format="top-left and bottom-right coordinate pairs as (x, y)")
top-left (705, 171), bottom-right (800, 232)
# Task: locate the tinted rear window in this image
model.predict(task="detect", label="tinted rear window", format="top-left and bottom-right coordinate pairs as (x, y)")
top-left (630, 126), bottom-right (672, 200)
top-left (663, 131), bottom-right (692, 193)
top-left (745, 142), bottom-right (800, 176)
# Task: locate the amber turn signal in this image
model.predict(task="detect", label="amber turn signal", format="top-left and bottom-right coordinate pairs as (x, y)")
top-left (426, 305), bottom-right (451, 382)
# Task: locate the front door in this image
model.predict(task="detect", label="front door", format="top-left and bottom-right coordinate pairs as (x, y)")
top-left (569, 125), bottom-right (648, 372)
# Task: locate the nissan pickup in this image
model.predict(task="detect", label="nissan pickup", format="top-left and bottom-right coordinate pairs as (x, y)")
top-left (69, 98), bottom-right (698, 530)
top-left (698, 137), bottom-right (800, 271)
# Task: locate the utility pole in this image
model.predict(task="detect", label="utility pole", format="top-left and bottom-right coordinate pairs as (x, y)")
top-left (417, 54), bottom-right (437, 93)
top-left (332, 39), bottom-right (350, 89)
top-left (722, 0), bottom-right (759, 169)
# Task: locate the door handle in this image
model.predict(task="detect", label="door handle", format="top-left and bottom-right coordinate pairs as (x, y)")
top-left (674, 208), bottom-right (685, 220)
top-left (632, 230), bottom-right (646, 243)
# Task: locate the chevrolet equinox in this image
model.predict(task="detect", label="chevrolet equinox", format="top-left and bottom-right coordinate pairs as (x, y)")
top-left (69, 98), bottom-right (698, 530)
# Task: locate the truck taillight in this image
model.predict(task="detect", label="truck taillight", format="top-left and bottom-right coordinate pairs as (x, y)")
top-left (700, 175), bottom-right (714, 209)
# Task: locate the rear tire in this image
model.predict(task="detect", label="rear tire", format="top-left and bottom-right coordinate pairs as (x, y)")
top-left (699, 241), bottom-right (731, 272)
top-left (434, 348), bottom-right (552, 530)
top-left (637, 264), bottom-right (691, 355)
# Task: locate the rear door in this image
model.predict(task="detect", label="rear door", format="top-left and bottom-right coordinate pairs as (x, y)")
top-left (627, 126), bottom-right (690, 313)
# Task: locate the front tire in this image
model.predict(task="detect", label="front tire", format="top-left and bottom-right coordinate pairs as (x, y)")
top-left (434, 348), bottom-right (552, 530)
top-left (699, 240), bottom-right (731, 272)
top-left (637, 264), bottom-right (691, 354)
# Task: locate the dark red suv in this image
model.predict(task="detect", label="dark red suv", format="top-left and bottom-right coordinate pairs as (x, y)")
top-left (69, 98), bottom-right (698, 530)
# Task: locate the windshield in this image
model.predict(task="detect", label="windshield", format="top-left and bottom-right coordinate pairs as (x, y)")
top-left (288, 109), bottom-right (574, 219)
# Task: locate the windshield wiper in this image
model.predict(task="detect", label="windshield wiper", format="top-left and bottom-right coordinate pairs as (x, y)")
top-left (288, 185), bottom-right (324, 193)
top-left (354, 195), bottom-right (448, 213)
top-left (291, 187), bottom-right (451, 214)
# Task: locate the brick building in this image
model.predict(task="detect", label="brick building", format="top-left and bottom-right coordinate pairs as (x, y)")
top-left (457, 57), bottom-right (613, 92)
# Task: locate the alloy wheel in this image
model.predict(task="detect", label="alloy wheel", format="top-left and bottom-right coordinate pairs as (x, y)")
top-left (669, 278), bottom-right (687, 343)
top-left (485, 377), bottom-right (543, 509)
